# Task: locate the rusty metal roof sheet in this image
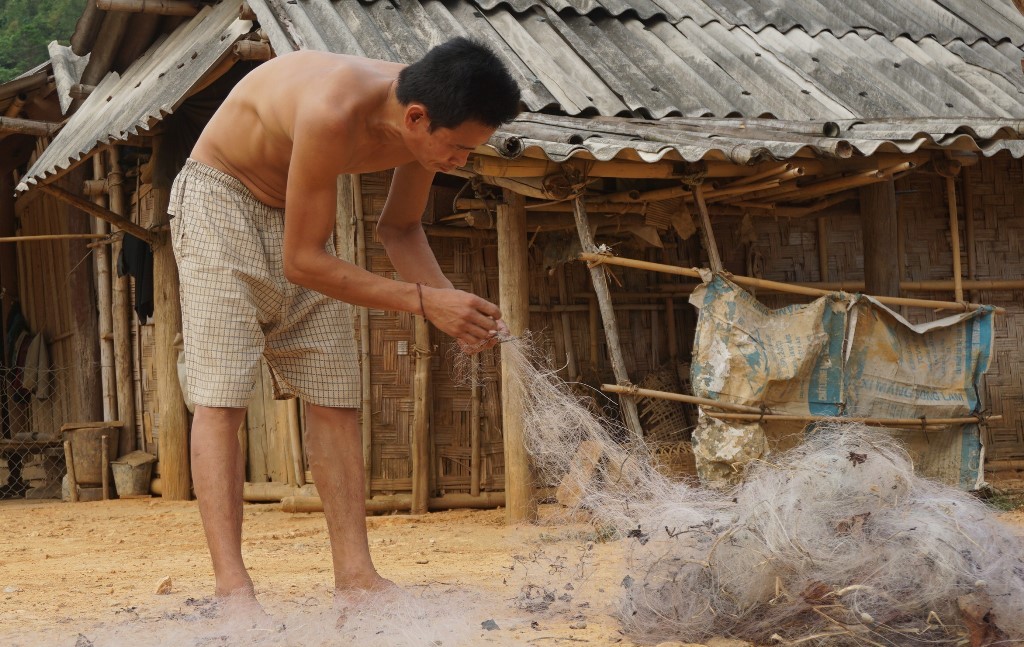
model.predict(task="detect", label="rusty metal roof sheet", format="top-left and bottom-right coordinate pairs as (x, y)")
top-left (17, 1), bottom-right (250, 192)
top-left (247, 0), bottom-right (1024, 121)
top-left (489, 113), bottom-right (1024, 165)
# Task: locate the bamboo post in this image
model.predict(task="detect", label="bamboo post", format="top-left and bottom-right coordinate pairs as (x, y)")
top-left (692, 184), bottom-right (723, 273)
top-left (497, 189), bottom-right (537, 522)
top-left (152, 135), bottom-right (191, 500)
top-left (470, 351), bottom-right (482, 497)
top-left (578, 253), bottom-right (1001, 314)
top-left (101, 434), bottom-right (110, 500)
top-left (348, 176), bottom-right (373, 498)
top-left (411, 315), bottom-right (431, 515)
top-left (107, 148), bottom-right (137, 455)
top-left (572, 198), bottom-right (643, 440)
top-left (91, 155), bottom-right (117, 422)
top-left (947, 176), bottom-right (964, 303)
top-left (63, 440), bottom-right (79, 503)
top-left (469, 244), bottom-right (488, 498)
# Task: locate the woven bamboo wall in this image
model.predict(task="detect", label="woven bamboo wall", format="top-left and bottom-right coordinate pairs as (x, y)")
top-left (715, 154), bottom-right (1024, 462)
top-left (9, 192), bottom-right (77, 442)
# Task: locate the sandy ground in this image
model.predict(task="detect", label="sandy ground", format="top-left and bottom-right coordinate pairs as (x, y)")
top-left (2, 498), bottom-right (1022, 647)
top-left (0, 498), bottom-right (656, 647)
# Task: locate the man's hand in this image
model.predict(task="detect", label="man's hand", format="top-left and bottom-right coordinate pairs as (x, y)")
top-left (420, 285), bottom-right (506, 353)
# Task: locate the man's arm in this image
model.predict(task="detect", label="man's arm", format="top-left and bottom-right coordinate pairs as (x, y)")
top-left (281, 104), bottom-right (502, 348)
top-left (377, 161), bottom-right (507, 344)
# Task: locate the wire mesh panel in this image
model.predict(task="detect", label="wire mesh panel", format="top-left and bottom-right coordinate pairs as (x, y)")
top-left (0, 366), bottom-right (70, 500)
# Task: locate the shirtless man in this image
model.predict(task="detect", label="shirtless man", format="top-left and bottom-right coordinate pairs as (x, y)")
top-left (167, 38), bottom-right (521, 608)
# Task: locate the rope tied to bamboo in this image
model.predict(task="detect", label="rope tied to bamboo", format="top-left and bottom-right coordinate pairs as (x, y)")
top-left (410, 344), bottom-right (433, 359)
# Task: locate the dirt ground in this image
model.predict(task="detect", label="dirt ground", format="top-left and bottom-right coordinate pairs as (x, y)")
top-left (1, 498), bottom-right (1022, 647)
top-left (0, 498), bottom-right (657, 647)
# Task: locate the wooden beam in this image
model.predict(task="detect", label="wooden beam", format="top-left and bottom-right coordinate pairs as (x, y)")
top-left (860, 180), bottom-right (900, 297)
top-left (572, 198), bottom-right (644, 441)
top-left (151, 135), bottom-right (191, 500)
top-left (497, 190), bottom-right (537, 522)
top-left (0, 115), bottom-right (61, 137)
top-left (37, 184), bottom-right (158, 244)
top-left (95, 0), bottom-right (200, 16)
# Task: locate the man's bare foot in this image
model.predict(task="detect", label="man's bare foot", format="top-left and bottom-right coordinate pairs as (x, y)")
top-left (334, 574), bottom-right (399, 627)
top-left (214, 590), bottom-right (280, 631)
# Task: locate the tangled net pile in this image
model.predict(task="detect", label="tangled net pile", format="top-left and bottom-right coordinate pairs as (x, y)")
top-left (496, 331), bottom-right (1024, 645)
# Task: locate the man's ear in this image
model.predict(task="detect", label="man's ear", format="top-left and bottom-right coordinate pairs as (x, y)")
top-left (404, 103), bottom-right (430, 130)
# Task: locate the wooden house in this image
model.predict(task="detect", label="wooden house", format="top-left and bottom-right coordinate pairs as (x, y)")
top-left (2, 0), bottom-right (1024, 517)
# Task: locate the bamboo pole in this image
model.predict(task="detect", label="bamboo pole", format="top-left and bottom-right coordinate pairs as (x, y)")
top-left (281, 491), bottom-right (510, 514)
top-left (704, 410), bottom-right (1001, 428)
top-left (946, 176), bottom-right (964, 303)
top-left (601, 384), bottom-right (765, 414)
top-left (64, 440), bottom-right (79, 503)
top-left (411, 315), bottom-right (431, 515)
top-left (692, 184), bottom-right (723, 273)
top-left (95, 0), bottom-right (200, 16)
top-left (0, 234), bottom-right (106, 243)
top-left (91, 156), bottom-right (117, 423)
top-left (107, 148), bottom-right (136, 455)
top-left (497, 190), bottom-right (537, 522)
top-left (573, 198), bottom-right (644, 440)
top-left (578, 253), bottom-right (1002, 314)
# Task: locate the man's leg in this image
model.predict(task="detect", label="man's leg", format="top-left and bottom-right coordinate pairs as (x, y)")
top-left (303, 404), bottom-right (392, 593)
top-left (191, 405), bottom-right (252, 597)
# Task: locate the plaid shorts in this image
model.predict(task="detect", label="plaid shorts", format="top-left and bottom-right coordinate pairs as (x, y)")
top-left (168, 159), bottom-right (360, 409)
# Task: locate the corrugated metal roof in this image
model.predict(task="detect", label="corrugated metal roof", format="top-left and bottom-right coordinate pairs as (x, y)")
top-left (490, 113), bottom-right (1024, 164)
top-left (471, 0), bottom-right (1024, 46)
top-left (16, 1), bottom-right (250, 192)
top-left (247, 0), bottom-right (1024, 121)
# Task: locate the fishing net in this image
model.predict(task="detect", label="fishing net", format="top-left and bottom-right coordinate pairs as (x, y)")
top-left (496, 331), bottom-right (1024, 645)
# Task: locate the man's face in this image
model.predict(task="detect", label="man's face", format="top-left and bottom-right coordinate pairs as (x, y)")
top-left (416, 119), bottom-right (495, 173)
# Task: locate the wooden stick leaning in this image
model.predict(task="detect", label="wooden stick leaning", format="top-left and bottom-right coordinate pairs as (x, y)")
top-left (63, 440), bottom-right (79, 503)
top-left (578, 253), bottom-right (1003, 314)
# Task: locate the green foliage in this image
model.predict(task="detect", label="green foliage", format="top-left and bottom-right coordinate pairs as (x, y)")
top-left (0, 0), bottom-right (88, 83)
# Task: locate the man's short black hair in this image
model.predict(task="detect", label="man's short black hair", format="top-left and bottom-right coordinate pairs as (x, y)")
top-left (396, 37), bottom-right (521, 131)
